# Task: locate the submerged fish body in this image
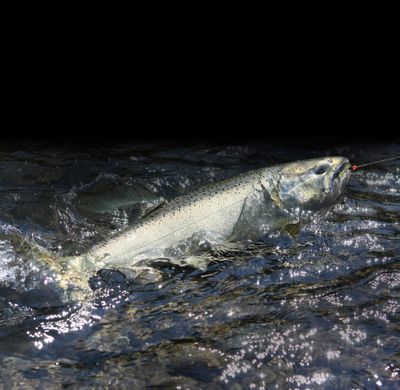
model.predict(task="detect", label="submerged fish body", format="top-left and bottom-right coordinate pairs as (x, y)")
top-left (40, 156), bottom-right (351, 294)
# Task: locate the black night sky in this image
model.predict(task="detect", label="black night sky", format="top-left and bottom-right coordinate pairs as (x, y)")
top-left (1, 127), bottom-right (398, 148)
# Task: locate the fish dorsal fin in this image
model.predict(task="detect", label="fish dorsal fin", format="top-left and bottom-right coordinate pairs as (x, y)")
top-left (91, 198), bottom-right (167, 231)
top-left (76, 176), bottom-right (163, 215)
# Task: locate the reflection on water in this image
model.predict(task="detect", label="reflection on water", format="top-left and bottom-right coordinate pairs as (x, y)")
top-left (0, 140), bottom-right (400, 388)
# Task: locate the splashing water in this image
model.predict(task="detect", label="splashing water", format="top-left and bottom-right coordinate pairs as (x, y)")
top-left (0, 140), bottom-right (399, 389)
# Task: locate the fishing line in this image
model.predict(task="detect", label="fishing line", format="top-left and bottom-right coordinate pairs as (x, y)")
top-left (351, 155), bottom-right (400, 171)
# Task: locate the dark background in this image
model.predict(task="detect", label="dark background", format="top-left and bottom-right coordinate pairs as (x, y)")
top-left (1, 127), bottom-right (398, 148)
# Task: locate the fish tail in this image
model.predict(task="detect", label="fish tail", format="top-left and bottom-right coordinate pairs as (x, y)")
top-left (56, 254), bottom-right (96, 293)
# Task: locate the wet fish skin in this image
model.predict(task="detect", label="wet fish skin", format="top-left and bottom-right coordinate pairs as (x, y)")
top-left (38, 156), bottom-right (351, 296)
top-left (86, 156), bottom-right (351, 269)
top-left (90, 167), bottom-right (267, 267)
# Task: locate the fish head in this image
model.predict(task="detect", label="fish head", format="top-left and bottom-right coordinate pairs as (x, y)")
top-left (275, 156), bottom-right (351, 211)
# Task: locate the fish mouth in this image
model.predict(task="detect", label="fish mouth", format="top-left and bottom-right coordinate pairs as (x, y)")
top-left (323, 160), bottom-right (350, 194)
top-left (333, 160), bottom-right (351, 180)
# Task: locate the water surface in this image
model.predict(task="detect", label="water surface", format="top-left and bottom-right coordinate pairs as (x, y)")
top-left (0, 140), bottom-right (399, 389)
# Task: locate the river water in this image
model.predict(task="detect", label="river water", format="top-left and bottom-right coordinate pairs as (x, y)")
top-left (0, 140), bottom-right (399, 389)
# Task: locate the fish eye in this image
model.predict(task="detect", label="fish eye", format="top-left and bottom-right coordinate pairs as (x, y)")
top-left (314, 165), bottom-right (329, 175)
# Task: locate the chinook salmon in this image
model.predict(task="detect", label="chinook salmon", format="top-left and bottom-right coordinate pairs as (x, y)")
top-left (37, 156), bottom-right (351, 295)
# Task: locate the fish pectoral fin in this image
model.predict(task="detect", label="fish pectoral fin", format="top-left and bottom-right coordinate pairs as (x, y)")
top-left (170, 256), bottom-right (209, 271)
top-left (230, 189), bottom-right (277, 241)
top-left (118, 266), bottom-right (164, 283)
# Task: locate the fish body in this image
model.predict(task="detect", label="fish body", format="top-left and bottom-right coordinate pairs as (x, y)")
top-left (39, 156), bottom-right (351, 294)
top-left (89, 167), bottom-right (280, 268)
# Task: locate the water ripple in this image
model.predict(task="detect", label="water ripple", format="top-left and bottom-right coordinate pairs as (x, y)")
top-left (0, 141), bottom-right (399, 388)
